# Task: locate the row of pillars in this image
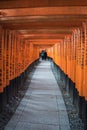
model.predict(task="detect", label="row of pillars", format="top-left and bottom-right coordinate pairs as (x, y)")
top-left (47, 22), bottom-right (87, 104)
top-left (0, 26), bottom-right (39, 94)
top-left (0, 25), bottom-right (39, 129)
top-left (46, 21), bottom-right (87, 130)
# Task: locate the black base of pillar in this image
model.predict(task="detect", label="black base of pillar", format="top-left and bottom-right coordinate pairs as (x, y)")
top-left (0, 88), bottom-right (7, 112)
top-left (6, 85), bottom-right (11, 104)
top-left (78, 96), bottom-right (85, 120)
top-left (0, 93), bottom-right (3, 112)
top-left (73, 87), bottom-right (79, 106)
top-left (83, 100), bottom-right (87, 130)
top-left (69, 79), bottom-right (75, 104)
top-left (66, 76), bottom-right (69, 93)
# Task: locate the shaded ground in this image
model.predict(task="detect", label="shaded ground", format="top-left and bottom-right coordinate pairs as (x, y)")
top-left (57, 80), bottom-right (84, 130)
top-left (0, 67), bottom-right (35, 130)
top-left (0, 61), bottom-right (84, 130)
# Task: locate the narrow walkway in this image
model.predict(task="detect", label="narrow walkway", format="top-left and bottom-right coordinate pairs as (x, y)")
top-left (5, 61), bottom-right (70, 130)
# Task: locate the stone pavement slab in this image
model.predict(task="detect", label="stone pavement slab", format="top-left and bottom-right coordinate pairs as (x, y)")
top-left (5, 61), bottom-right (70, 130)
top-left (15, 122), bottom-right (60, 130)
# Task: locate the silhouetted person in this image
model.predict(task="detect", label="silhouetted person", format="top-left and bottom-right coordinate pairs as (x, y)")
top-left (40, 50), bottom-right (47, 60)
top-left (44, 51), bottom-right (47, 60)
top-left (41, 50), bottom-right (45, 60)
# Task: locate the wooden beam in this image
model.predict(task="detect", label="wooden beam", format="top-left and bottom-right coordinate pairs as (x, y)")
top-left (1, 21), bottom-right (81, 30)
top-left (1, 7), bottom-right (87, 16)
top-left (0, 0), bottom-right (87, 9)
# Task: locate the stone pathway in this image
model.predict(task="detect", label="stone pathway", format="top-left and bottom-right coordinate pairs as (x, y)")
top-left (4, 61), bottom-right (70, 130)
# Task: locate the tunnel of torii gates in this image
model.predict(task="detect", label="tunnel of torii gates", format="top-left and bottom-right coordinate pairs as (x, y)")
top-left (0, 0), bottom-right (87, 129)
